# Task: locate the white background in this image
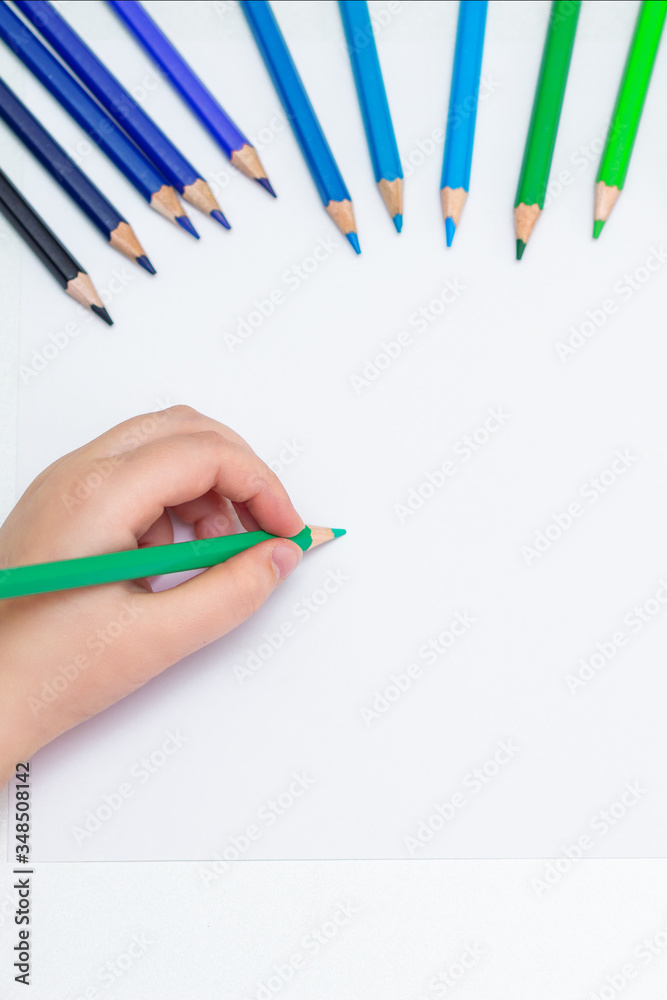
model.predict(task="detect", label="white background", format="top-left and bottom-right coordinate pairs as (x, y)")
top-left (0, 0), bottom-right (666, 891)
top-left (2, 0), bottom-right (667, 994)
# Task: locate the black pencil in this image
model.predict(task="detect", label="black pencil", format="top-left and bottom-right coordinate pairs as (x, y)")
top-left (0, 167), bottom-right (112, 324)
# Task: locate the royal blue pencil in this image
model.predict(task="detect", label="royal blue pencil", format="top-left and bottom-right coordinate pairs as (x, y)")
top-left (108, 0), bottom-right (275, 197)
top-left (0, 1), bottom-right (196, 236)
top-left (0, 76), bottom-right (154, 271)
top-left (339, 0), bottom-right (403, 233)
top-left (241, 0), bottom-right (360, 253)
top-left (440, 0), bottom-right (487, 246)
top-left (15, 0), bottom-right (229, 228)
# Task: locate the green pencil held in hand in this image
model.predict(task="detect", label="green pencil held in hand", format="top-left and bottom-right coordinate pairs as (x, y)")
top-left (514, 0), bottom-right (580, 259)
top-left (0, 525), bottom-right (346, 600)
top-left (594, 0), bottom-right (667, 237)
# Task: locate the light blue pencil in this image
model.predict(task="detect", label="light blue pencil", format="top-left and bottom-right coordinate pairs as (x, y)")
top-left (339, 0), bottom-right (403, 232)
top-left (441, 0), bottom-right (488, 246)
top-left (241, 0), bottom-right (360, 253)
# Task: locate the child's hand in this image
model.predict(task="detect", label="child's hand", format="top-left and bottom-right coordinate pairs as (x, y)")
top-left (0, 406), bottom-right (305, 786)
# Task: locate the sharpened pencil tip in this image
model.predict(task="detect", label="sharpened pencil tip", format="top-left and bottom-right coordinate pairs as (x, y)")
top-left (393, 213), bottom-right (403, 234)
top-left (516, 238), bottom-right (526, 261)
top-left (176, 215), bottom-right (200, 239)
top-left (332, 528), bottom-right (346, 539)
top-left (211, 209), bottom-right (231, 230)
top-left (91, 304), bottom-right (113, 326)
top-left (445, 217), bottom-right (456, 247)
top-left (593, 219), bottom-right (605, 239)
top-left (136, 255), bottom-right (156, 275)
top-left (346, 232), bottom-right (361, 255)
top-left (256, 176), bottom-right (277, 198)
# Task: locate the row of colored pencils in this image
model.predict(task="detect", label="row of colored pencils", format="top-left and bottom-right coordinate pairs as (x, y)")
top-left (0, 0), bottom-right (274, 319)
top-left (0, 0), bottom-right (664, 318)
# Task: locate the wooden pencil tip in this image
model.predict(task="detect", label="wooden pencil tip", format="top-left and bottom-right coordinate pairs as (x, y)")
top-left (91, 304), bottom-right (113, 326)
top-left (516, 239), bottom-right (526, 261)
top-left (306, 525), bottom-right (346, 550)
top-left (136, 254), bottom-right (156, 275)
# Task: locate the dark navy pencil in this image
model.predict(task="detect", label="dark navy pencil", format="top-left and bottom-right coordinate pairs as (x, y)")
top-left (339, 0), bottom-right (403, 232)
top-left (108, 0), bottom-right (275, 196)
top-left (0, 1), bottom-right (197, 236)
top-left (0, 77), bottom-right (154, 271)
top-left (15, 0), bottom-right (229, 228)
top-left (242, 0), bottom-right (360, 253)
top-left (0, 166), bottom-right (112, 323)
top-left (440, 0), bottom-right (487, 246)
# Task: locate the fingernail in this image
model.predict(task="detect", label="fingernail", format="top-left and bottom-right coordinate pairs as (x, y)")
top-left (271, 540), bottom-right (302, 582)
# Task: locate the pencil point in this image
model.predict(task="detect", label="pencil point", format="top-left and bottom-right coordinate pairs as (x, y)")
top-left (593, 219), bottom-right (605, 239)
top-left (256, 176), bottom-right (277, 198)
top-left (445, 216), bottom-right (456, 247)
top-left (136, 254), bottom-right (156, 275)
top-left (346, 232), bottom-right (361, 255)
top-left (332, 528), bottom-right (346, 538)
top-left (516, 238), bottom-right (526, 261)
top-left (210, 209), bottom-right (231, 230)
top-left (393, 213), bottom-right (403, 234)
top-left (176, 215), bottom-right (200, 239)
top-left (91, 304), bottom-right (113, 326)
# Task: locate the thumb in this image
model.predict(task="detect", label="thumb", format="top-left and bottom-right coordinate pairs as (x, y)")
top-left (142, 538), bottom-right (303, 663)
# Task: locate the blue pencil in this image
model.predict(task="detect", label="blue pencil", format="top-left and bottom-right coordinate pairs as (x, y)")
top-left (241, 0), bottom-right (360, 254)
top-left (440, 0), bottom-right (487, 246)
top-left (108, 0), bottom-right (275, 197)
top-left (15, 0), bottom-right (229, 228)
top-left (339, 0), bottom-right (403, 233)
top-left (0, 76), bottom-right (155, 271)
top-left (0, 1), bottom-right (197, 236)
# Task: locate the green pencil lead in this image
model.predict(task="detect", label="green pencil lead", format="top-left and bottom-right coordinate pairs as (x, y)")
top-left (593, 219), bottom-right (605, 239)
top-left (516, 239), bottom-right (526, 261)
top-left (332, 528), bottom-right (346, 538)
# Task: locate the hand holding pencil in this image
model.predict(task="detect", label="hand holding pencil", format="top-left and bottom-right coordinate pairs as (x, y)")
top-left (0, 406), bottom-right (343, 787)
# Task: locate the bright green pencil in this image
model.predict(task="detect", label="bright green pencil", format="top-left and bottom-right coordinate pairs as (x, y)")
top-left (594, 0), bottom-right (667, 237)
top-left (514, 0), bottom-right (580, 259)
top-left (0, 525), bottom-right (345, 600)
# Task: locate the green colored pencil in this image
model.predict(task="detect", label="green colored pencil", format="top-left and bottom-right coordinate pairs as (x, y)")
top-left (594, 0), bottom-right (667, 238)
top-left (0, 525), bottom-right (346, 600)
top-left (514, 0), bottom-right (580, 259)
